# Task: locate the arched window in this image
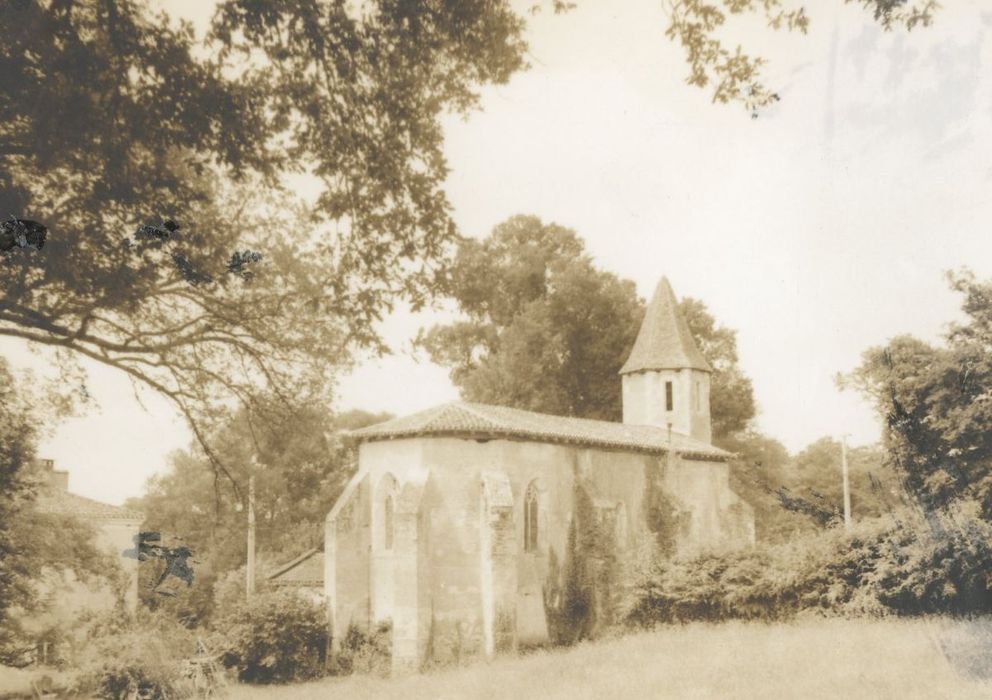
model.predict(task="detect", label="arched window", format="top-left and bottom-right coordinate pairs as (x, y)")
top-left (384, 494), bottom-right (394, 550)
top-left (524, 482), bottom-right (539, 553)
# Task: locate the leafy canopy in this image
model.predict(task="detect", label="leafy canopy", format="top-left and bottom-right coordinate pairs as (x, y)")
top-left (0, 0), bottom-right (940, 482)
top-left (0, 0), bottom-right (530, 474)
top-left (789, 437), bottom-right (902, 521)
top-left (418, 215), bottom-right (756, 439)
top-left (663, 0), bottom-right (939, 116)
top-left (130, 403), bottom-right (389, 626)
top-left (678, 297), bottom-right (756, 439)
top-left (0, 359), bottom-right (112, 664)
top-left (418, 215), bottom-right (642, 421)
top-left (843, 270), bottom-right (992, 519)
top-left (214, 589), bottom-right (328, 684)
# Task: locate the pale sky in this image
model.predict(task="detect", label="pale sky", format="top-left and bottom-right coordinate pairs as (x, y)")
top-left (5, 0), bottom-right (992, 504)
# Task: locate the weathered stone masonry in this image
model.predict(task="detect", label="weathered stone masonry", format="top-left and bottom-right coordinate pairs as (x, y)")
top-left (324, 278), bottom-right (756, 673)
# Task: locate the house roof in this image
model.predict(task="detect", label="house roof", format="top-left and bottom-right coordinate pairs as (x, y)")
top-left (620, 277), bottom-right (712, 374)
top-left (348, 401), bottom-right (730, 461)
top-left (268, 548), bottom-right (323, 587)
top-left (34, 489), bottom-right (145, 522)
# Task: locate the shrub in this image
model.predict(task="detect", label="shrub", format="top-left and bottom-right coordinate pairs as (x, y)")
top-left (330, 620), bottom-right (392, 677)
top-left (209, 565), bottom-right (247, 623)
top-left (625, 507), bottom-right (992, 627)
top-left (213, 589), bottom-right (327, 684)
top-left (75, 614), bottom-right (197, 700)
top-left (866, 514), bottom-right (992, 614)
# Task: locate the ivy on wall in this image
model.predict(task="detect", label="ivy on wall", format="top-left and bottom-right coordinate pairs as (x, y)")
top-left (542, 482), bottom-right (628, 645)
top-left (645, 459), bottom-right (689, 556)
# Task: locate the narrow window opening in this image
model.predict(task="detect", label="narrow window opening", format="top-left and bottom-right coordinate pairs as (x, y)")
top-left (694, 380), bottom-right (701, 411)
top-left (665, 381), bottom-right (674, 412)
top-left (524, 483), bottom-right (539, 552)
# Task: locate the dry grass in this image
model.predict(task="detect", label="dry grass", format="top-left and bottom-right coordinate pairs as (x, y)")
top-left (236, 618), bottom-right (992, 700)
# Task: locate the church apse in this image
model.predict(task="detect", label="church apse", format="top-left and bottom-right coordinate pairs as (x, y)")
top-left (327, 277), bottom-right (755, 673)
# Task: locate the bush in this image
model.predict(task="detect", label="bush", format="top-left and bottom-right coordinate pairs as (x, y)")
top-left (213, 589), bottom-right (327, 684)
top-left (209, 565), bottom-right (247, 623)
top-left (625, 507), bottom-right (992, 627)
top-left (75, 613), bottom-right (197, 700)
top-left (330, 621), bottom-right (392, 677)
top-left (865, 514), bottom-right (992, 614)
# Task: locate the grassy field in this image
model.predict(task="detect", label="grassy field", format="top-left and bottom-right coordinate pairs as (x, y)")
top-left (236, 617), bottom-right (992, 700)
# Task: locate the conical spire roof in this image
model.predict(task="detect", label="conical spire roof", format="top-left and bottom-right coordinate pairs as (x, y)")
top-left (620, 277), bottom-right (712, 374)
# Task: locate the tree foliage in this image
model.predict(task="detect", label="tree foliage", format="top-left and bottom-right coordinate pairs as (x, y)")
top-left (663, 0), bottom-right (939, 116)
top-left (2, 0), bottom-right (526, 304)
top-left (0, 359), bottom-right (112, 663)
top-left (214, 589), bottom-right (328, 684)
top-left (625, 508), bottom-right (992, 626)
top-left (0, 358), bottom-right (40, 659)
top-left (419, 215), bottom-right (756, 438)
top-left (720, 430), bottom-right (813, 542)
top-left (75, 613), bottom-right (198, 700)
top-left (418, 216), bottom-right (642, 421)
top-left (129, 404), bottom-right (389, 626)
top-left (722, 430), bottom-right (905, 543)
top-left (0, 0), bottom-right (530, 478)
top-left (843, 270), bottom-right (992, 521)
top-left (679, 297), bottom-right (755, 439)
top-left (791, 437), bottom-right (903, 520)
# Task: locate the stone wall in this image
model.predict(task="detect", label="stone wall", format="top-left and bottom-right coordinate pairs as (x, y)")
top-left (325, 471), bottom-right (372, 649)
top-left (621, 368), bottom-right (711, 442)
top-left (329, 435), bottom-right (755, 672)
top-left (391, 480), bottom-right (429, 673)
top-left (481, 471), bottom-right (517, 655)
top-left (662, 458), bottom-right (755, 556)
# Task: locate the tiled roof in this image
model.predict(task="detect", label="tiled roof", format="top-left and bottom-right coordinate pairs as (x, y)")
top-left (620, 277), bottom-right (712, 374)
top-left (268, 548), bottom-right (323, 586)
top-left (348, 402), bottom-right (730, 461)
top-left (34, 489), bottom-right (145, 521)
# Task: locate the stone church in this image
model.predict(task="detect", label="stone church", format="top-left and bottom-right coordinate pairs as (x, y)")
top-left (324, 278), bottom-right (754, 672)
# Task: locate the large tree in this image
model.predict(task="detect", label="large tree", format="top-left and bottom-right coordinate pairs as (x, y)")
top-left (0, 359), bottom-right (110, 663)
top-left (679, 298), bottom-right (755, 439)
top-left (717, 430), bottom-right (814, 542)
top-left (0, 0), bottom-right (530, 480)
top-left (0, 0), bottom-right (938, 485)
top-left (129, 403), bottom-right (390, 625)
top-left (790, 437), bottom-right (903, 521)
top-left (417, 215), bottom-right (642, 421)
top-left (843, 270), bottom-right (992, 520)
top-left (0, 358), bottom-right (39, 658)
top-left (418, 215), bottom-right (756, 438)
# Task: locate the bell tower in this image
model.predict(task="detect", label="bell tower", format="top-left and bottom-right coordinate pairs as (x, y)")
top-left (620, 277), bottom-right (713, 443)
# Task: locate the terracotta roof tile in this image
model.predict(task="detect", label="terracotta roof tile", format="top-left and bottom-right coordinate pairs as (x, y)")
top-left (349, 402), bottom-right (730, 461)
top-left (34, 490), bottom-right (144, 521)
top-left (620, 277), bottom-right (711, 374)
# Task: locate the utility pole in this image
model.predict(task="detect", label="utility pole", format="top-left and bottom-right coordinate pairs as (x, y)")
top-left (247, 474), bottom-right (256, 600)
top-left (841, 435), bottom-right (852, 531)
